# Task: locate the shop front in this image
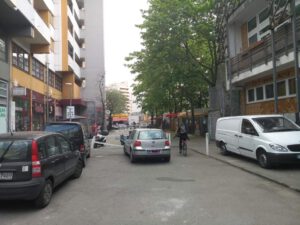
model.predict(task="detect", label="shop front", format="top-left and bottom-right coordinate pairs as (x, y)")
top-left (13, 88), bottom-right (30, 131)
top-left (32, 91), bottom-right (45, 131)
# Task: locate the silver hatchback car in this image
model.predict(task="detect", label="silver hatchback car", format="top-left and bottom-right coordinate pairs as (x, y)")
top-left (123, 129), bottom-right (171, 163)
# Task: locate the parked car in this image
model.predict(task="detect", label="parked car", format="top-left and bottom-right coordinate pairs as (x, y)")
top-left (44, 122), bottom-right (91, 166)
top-left (215, 115), bottom-right (300, 168)
top-left (123, 128), bottom-right (171, 163)
top-left (0, 131), bottom-right (83, 208)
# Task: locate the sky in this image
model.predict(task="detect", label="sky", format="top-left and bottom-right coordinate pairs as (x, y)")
top-left (103, 0), bottom-right (149, 86)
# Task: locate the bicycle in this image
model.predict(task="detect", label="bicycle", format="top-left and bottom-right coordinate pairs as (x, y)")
top-left (180, 139), bottom-right (187, 156)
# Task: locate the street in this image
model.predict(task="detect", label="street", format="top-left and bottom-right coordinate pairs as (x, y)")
top-left (0, 130), bottom-right (300, 225)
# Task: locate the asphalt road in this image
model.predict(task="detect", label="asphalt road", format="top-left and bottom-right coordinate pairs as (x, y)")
top-left (0, 130), bottom-right (300, 225)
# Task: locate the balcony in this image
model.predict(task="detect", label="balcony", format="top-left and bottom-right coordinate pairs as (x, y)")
top-left (1, 0), bottom-right (50, 45)
top-left (230, 17), bottom-right (300, 83)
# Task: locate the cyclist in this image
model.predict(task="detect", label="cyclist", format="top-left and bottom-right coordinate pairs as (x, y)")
top-left (175, 123), bottom-right (189, 153)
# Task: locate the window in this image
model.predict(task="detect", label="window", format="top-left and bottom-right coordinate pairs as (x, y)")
top-left (46, 136), bottom-right (60, 156)
top-left (256, 86), bottom-right (264, 100)
top-left (241, 119), bottom-right (257, 136)
top-left (32, 58), bottom-right (45, 81)
top-left (249, 34), bottom-right (258, 45)
top-left (12, 44), bottom-right (29, 72)
top-left (38, 141), bottom-right (47, 159)
top-left (0, 37), bottom-right (7, 62)
top-left (277, 80), bottom-right (286, 97)
top-left (0, 81), bottom-right (7, 98)
top-left (0, 140), bottom-right (30, 162)
top-left (265, 84), bottom-right (274, 99)
top-left (57, 136), bottom-right (71, 153)
top-left (55, 74), bottom-right (62, 91)
top-left (48, 70), bottom-right (55, 87)
top-left (248, 17), bottom-right (257, 32)
top-left (259, 8), bottom-right (269, 23)
top-left (288, 78), bottom-right (296, 95)
top-left (248, 89), bottom-right (255, 102)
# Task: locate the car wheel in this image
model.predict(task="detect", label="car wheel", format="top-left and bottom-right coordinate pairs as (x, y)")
top-left (257, 151), bottom-right (271, 169)
top-left (72, 160), bottom-right (83, 178)
top-left (130, 150), bottom-right (136, 163)
top-left (34, 179), bottom-right (53, 208)
top-left (220, 142), bottom-right (229, 155)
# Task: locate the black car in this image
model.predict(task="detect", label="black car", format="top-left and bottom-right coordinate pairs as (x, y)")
top-left (0, 132), bottom-right (83, 208)
top-left (44, 122), bottom-right (91, 166)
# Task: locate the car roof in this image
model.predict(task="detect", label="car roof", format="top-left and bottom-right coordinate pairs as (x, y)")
top-left (0, 131), bottom-right (58, 140)
top-left (219, 114), bottom-right (284, 120)
top-left (46, 121), bottom-right (82, 125)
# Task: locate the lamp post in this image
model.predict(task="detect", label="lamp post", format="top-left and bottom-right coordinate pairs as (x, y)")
top-left (65, 82), bottom-right (72, 121)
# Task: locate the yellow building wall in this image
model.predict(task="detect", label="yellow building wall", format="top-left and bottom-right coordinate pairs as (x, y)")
top-left (61, 1), bottom-right (68, 71)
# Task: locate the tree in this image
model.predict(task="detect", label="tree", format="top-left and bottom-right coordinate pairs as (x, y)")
top-left (106, 89), bottom-right (128, 114)
top-left (126, 0), bottom-right (219, 133)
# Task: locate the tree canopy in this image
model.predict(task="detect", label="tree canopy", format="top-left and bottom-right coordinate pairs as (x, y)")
top-left (106, 89), bottom-right (128, 114)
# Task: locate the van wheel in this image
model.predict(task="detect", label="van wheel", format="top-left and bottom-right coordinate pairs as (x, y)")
top-left (34, 179), bottom-right (53, 208)
top-left (220, 143), bottom-right (229, 155)
top-left (257, 151), bottom-right (271, 169)
top-left (72, 160), bottom-right (83, 178)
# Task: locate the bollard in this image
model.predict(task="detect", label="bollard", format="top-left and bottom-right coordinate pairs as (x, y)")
top-left (205, 132), bottom-right (209, 156)
top-left (91, 136), bottom-right (95, 150)
top-left (168, 132), bottom-right (171, 145)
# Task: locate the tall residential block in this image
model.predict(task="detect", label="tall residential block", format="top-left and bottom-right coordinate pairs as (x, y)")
top-left (0, 0), bottom-right (105, 133)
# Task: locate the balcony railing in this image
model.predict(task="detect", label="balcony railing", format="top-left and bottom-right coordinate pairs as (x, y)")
top-left (230, 17), bottom-right (300, 77)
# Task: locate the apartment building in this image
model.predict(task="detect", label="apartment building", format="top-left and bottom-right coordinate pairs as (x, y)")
top-left (0, 0), bottom-right (104, 133)
top-left (226, 0), bottom-right (300, 118)
top-left (107, 82), bottom-right (132, 114)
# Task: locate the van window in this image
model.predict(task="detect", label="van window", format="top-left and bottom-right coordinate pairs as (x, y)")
top-left (45, 124), bottom-right (82, 140)
top-left (0, 140), bottom-right (30, 162)
top-left (241, 119), bottom-right (258, 136)
top-left (253, 117), bottom-right (300, 132)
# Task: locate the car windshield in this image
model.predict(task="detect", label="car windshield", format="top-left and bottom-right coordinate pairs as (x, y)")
top-left (138, 130), bottom-right (166, 140)
top-left (253, 117), bottom-right (300, 132)
top-left (0, 140), bottom-right (30, 162)
top-left (45, 124), bottom-right (81, 139)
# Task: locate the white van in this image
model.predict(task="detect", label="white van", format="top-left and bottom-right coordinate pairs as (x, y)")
top-left (215, 115), bottom-right (300, 168)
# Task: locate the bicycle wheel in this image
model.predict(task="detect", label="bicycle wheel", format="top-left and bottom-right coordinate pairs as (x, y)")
top-left (183, 142), bottom-right (187, 156)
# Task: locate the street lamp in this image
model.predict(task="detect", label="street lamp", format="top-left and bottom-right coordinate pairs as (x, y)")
top-left (65, 82), bottom-right (72, 121)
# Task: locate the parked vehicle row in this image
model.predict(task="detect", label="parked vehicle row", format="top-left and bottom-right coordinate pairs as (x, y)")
top-left (215, 115), bottom-right (300, 168)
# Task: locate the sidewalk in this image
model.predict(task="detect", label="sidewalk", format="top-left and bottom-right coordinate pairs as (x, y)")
top-left (173, 134), bottom-right (300, 192)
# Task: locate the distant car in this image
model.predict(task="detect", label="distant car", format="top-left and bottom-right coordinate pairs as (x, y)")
top-left (0, 132), bottom-right (83, 208)
top-left (123, 128), bottom-right (171, 163)
top-left (44, 122), bottom-right (91, 166)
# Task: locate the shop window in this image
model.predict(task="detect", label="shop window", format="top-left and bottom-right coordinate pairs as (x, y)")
top-left (0, 81), bottom-right (7, 98)
top-left (12, 44), bottom-right (29, 72)
top-left (256, 86), bottom-right (264, 100)
top-left (277, 80), bottom-right (286, 97)
top-left (248, 89), bottom-right (255, 102)
top-left (265, 83), bottom-right (274, 99)
top-left (288, 78), bottom-right (296, 95)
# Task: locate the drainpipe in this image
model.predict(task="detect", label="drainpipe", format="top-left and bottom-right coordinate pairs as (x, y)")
top-left (292, 0), bottom-right (300, 124)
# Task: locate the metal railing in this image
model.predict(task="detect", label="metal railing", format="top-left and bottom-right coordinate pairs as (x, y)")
top-left (230, 17), bottom-right (300, 77)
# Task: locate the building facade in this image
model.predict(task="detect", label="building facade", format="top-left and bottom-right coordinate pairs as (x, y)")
top-left (226, 0), bottom-right (300, 120)
top-left (0, 0), bottom-right (105, 133)
top-left (108, 81), bottom-right (132, 114)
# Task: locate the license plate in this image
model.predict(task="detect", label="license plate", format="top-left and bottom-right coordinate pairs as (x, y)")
top-left (0, 172), bottom-right (13, 180)
top-left (151, 150), bottom-right (160, 153)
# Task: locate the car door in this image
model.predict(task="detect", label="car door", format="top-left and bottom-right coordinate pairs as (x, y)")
top-left (57, 135), bottom-right (78, 177)
top-left (238, 119), bottom-right (259, 159)
top-left (44, 135), bottom-right (66, 185)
